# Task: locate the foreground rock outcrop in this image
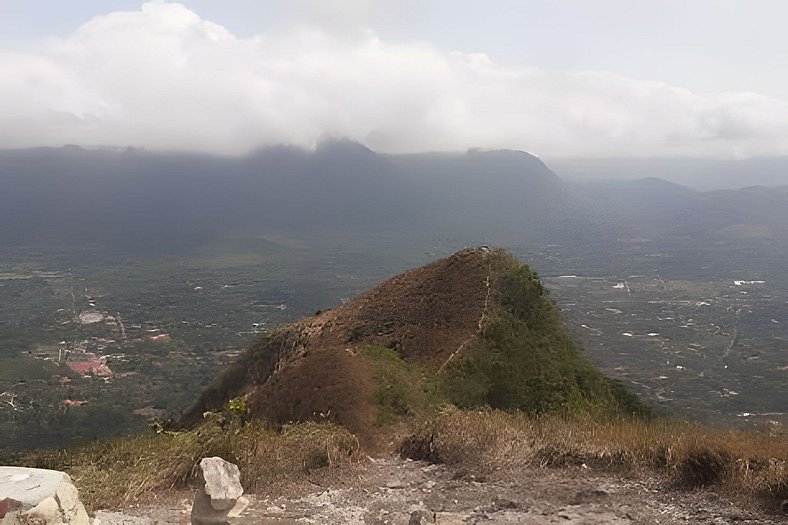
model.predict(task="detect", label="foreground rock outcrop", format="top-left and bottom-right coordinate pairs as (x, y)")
top-left (190, 457), bottom-right (245, 525)
top-left (0, 467), bottom-right (89, 525)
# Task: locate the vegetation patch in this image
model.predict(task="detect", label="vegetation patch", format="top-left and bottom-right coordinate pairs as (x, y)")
top-left (361, 345), bottom-right (442, 425)
top-left (441, 253), bottom-right (647, 417)
top-left (24, 415), bottom-right (360, 512)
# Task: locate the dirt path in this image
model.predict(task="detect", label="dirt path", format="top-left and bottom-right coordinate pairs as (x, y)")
top-left (437, 260), bottom-right (492, 375)
top-left (95, 457), bottom-right (780, 524)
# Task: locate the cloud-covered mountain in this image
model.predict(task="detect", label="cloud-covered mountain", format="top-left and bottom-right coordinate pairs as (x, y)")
top-left (0, 142), bottom-right (570, 249)
top-left (2, 142), bottom-right (787, 266)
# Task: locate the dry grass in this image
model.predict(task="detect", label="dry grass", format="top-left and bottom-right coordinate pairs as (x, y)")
top-left (24, 416), bottom-right (361, 512)
top-left (20, 406), bottom-right (786, 513)
top-left (402, 408), bottom-right (788, 506)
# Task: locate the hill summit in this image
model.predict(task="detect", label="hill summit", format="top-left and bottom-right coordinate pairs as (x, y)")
top-left (182, 248), bottom-right (644, 441)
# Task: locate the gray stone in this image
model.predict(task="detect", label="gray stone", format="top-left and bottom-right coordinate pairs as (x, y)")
top-left (0, 467), bottom-right (90, 525)
top-left (190, 457), bottom-right (244, 525)
top-left (409, 510), bottom-right (436, 524)
top-left (434, 513), bottom-right (469, 525)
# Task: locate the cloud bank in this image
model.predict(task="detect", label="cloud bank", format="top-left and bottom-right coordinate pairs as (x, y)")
top-left (1, 1), bottom-right (788, 158)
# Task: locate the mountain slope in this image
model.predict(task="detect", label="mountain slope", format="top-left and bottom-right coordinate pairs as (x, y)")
top-left (181, 248), bottom-right (644, 441)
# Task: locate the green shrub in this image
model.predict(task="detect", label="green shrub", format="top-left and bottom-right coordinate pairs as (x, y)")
top-left (361, 346), bottom-right (442, 425)
top-left (442, 257), bottom-right (648, 417)
top-left (228, 397), bottom-right (247, 415)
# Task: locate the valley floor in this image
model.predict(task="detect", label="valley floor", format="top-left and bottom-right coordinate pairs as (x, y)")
top-left (94, 456), bottom-right (780, 524)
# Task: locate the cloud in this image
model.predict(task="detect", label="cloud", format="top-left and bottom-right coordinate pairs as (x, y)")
top-left (1, 1), bottom-right (788, 158)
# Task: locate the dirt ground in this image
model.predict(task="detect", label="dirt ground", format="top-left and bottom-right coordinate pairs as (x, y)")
top-left (95, 456), bottom-right (783, 524)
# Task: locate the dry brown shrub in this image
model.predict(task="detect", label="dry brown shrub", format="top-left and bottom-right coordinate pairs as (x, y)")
top-left (404, 408), bottom-right (788, 507)
top-left (24, 418), bottom-right (361, 512)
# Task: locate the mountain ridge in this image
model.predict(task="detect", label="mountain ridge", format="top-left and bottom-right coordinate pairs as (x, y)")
top-left (2, 141), bottom-right (786, 252)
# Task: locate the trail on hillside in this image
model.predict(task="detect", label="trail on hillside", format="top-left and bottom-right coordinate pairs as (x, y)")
top-left (437, 260), bottom-right (492, 374)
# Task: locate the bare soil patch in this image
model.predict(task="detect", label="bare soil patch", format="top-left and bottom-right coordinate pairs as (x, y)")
top-left (95, 456), bottom-right (784, 524)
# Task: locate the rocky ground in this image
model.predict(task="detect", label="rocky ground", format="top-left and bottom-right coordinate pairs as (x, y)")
top-left (94, 456), bottom-right (782, 524)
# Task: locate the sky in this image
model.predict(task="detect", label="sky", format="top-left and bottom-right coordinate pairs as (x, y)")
top-left (1, 0), bottom-right (788, 158)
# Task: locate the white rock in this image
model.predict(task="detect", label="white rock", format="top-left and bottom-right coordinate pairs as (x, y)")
top-left (190, 457), bottom-right (244, 525)
top-left (0, 466), bottom-right (90, 525)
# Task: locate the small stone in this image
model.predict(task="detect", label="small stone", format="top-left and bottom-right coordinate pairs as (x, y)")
top-left (434, 512), bottom-right (469, 525)
top-left (409, 510), bottom-right (436, 524)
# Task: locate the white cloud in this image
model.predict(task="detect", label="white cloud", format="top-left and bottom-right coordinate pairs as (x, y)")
top-left (1, 1), bottom-right (788, 158)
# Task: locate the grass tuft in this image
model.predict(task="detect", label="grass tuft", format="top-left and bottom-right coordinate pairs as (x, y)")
top-left (361, 345), bottom-right (443, 426)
